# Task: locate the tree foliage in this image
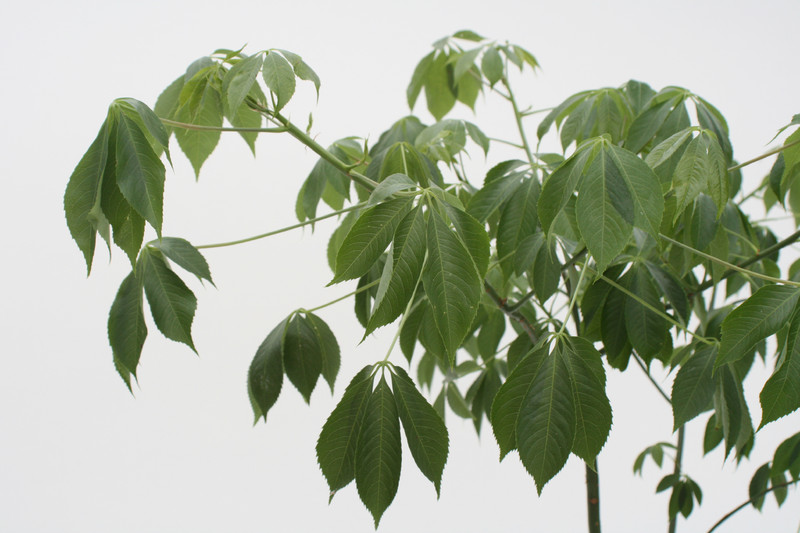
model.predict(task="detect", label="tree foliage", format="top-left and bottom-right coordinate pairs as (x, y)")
top-left (65, 32), bottom-right (800, 531)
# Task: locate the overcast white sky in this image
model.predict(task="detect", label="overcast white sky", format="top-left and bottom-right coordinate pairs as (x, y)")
top-left (2, 0), bottom-right (799, 531)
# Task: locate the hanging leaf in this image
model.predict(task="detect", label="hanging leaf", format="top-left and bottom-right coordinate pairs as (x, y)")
top-left (717, 284), bottom-right (800, 368)
top-left (538, 147), bottom-right (593, 235)
top-left (174, 72), bottom-right (224, 177)
top-left (317, 366), bottom-right (374, 497)
top-left (277, 49), bottom-right (321, 98)
top-left (248, 317), bottom-right (289, 421)
top-left (424, 52), bottom-right (456, 120)
top-left (108, 272), bottom-right (147, 385)
top-left (150, 237), bottom-right (214, 285)
top-left (624, 264), bottom-right (669, 361)
top-left (282, 313), bottom-right (322, 403)
top-left (423, 210), bottom-right (482, 364)
top-left (497, 177), bottom-right (540, 279)
top-left (65, 120), bottom-right (111, 273)
top-left (333, 197), bottom-right (414, 284)
top-left (140, 249), bottom-right (197, 351)
top-left (115, 114), bottom-right (166, 236)
top-left (671, 346), bottom-right (716, 429)
top-left (390, 366), bottom-right (449, 496)
top-left (262, 51), bottom-right (296, 112)
top-left (516, 349), bottom-right (575, 493)
top-left (606, 145), bottom-right (663, 240)
top-left (355, 376), bottom-right (402, 528)
top-left (760, 310), bottom-right (800, 427)
top-left (305, 312), bottom-right (341, 393)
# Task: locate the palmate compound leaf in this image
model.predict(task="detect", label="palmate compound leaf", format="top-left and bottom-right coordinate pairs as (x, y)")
top-left (423, 209), bottom-right (482, 364)
top-left (108, 271), bottom-right (147, 389)
top-left (317, 365), bottom-right (374, 497)
top-left (64, 119), bottom-right (111, 273)
top-left (365, 206), bottom-right (426, 336)
top-left (717, 284), bottom-right (800, 368)
top-left (115, 113), bottom-right (165, 236)
top-left (248, 317), bottom-right (289, 422)
top-left (332, 197), bottom-right (414, 284)
top-left (491, 346), bottom-right (548, 458)
top-left (356, 375), bottom-right (402, 528)
top-left (390, 366), bottom-right (449, 496)
top-left (671, 345), bottom-right (717, 430)
top-left (559, 337), bottom-right (611, 463)
top-left (282, 313), bottom-right (322, 403)
top-left (517, 346), bottom-right (575, 493)
top-left (140, 249), bottom-right (197, 352)
top-left (760, 308), bottom-right (800, 427)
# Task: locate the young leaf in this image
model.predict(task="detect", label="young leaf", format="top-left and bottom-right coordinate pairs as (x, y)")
top-left (150, 237), bottom-right (214, 285)
top-left (174, 74), bottom-right (223, 177)
top-left (355, 375), bottom-right (402, 528)
top-left (517, 349), bottom-right (575, 493)
top-left (366, 206), bottom-right (426, 335)
top-left (317, 366), bottom-right (374, 496)
top-left (671, 346), bottom-right (716, 430)
top-left (481, 46), bottom-right (503, 86)
top-left (717, 285), bottom-right (800, 368)
top-left (305, 312), bottom-right (341, 393)
top-left (277, 49), bottom-right (321, 98)
top-left (760, 309), bottom-right (800, 427)
top-left (248, 317), bottom-right (289, 421)
top-left (333, 197), bottom-right (414, 284)
top-left (560, 338), bottom-right (611, 463)
top-left (64, 120), bottom-right (111, 273)
top-left (424, 52), bottom-right (456, 120)
top-left (262, 51), bottom-right (296, 112)
top-left (108, 272), bottom-right (147, 381)
top-left (222, 53), bottom-right (264, 118)
top-left (281, 314), bottom-right (322, 403)
top-left (141, 250), bottom-right (197, 351)
top-left (423, 210), bottom-right (482, 364)
top-left (390, 366), bottom-right (448, 496)
top-left (407, 51), bottom-right (434, 110)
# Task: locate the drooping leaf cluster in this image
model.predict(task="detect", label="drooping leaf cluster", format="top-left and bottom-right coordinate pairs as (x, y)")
top-left (65, 30), bottom-right (800, 529)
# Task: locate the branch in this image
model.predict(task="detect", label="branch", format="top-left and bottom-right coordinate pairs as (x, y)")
top-left (484, 281), bottom-right (539, 345)
top-left (706, 478), bottom-right (799, 533)
top-left (160, 118), bottom-right (287, 133)
top-left (727, 137), bottom-right (800, 172)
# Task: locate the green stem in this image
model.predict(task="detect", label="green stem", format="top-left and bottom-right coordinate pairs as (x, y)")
top-left (557, 263), bottom-right (588, 336)
top-left (196, 203), bottom-right (365, 249)
top-left (159, 118), bottom-right (287, 134)
top-left (502, 77), bottom-right (537, 170)
top-left (706, 478), bottom-right (800, 533)
top-left (484, 281), bottom-right (539, 345)
top-left (303, 279), bottom-right (380, 314)
top-left (271, 111), bottom-right (379, 192)
top-left (633, 354), bottom-right (672, 405)
top-left (667, 426), bottom-right (686, 533)
top-left (660, 234), bottom-right (800, 288)
top-left (727, 137), bottom-right (800, 172)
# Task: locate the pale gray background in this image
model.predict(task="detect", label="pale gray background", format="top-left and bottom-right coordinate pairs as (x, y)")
top-left (2, 0), bottom-right (799, 531)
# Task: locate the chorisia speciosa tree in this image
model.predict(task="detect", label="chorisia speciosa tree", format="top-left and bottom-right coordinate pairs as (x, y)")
top-left (64, 30), bottom-right (800, 532)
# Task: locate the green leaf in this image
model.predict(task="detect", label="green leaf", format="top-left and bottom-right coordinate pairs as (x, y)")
top-left (150, 237), bottom-right (213, 285)
top-left (538, 148), bottom-right (592, 235)
top-left (154, 75), bottom-right (184, 127)
top-left (443, 203), bottom-right (490, 279)
top-left (625, 99), bottom-right (675, 153)
top-left (497, 177), bottom-right (540, 279)
top-left (64, 120), bottom-right (111, 273)
top-left (477, 308), bottom-right (506, 360)
top-left (481, 46), bottom-right (503, 86)
top-left (333, 197), bottom-right (413, 283)
top-left (452, 29), bottom-right (485, 42)
top-left (305, 312), bottom-right (340, 393)
top-left (453, 48), bottom-right (481, 83)
top-left (467, 160), bottom-right (527, 222)
top-left (423, 210), bottom-right (482, 364)
top-left (174, 75), bottom-right (223, 177)
top-left (645, 128), bottom-right (693, 170)
top-left (749, 463), bottom-right (771, 510)
top-left (606, 145), bottom-right (664, 240)
top-left (531, 236), bottom-right (562, 302)
top-left (367, 173), bottom-right (417, 207)
top-left (643, 261), bottom-right (689, 324)
top-left (671, 346), bottom-right (716, 429)
top-left (601, 279), bottom-right (632, 369)
top-left (517, 349), bottom-right (575, 494)
top-left (624, 264), bottom-right (668, 361)
top-left (141, 250), bottom-right (197, 351)
top-left (446, 383), bottom-right (474, 419)
top-left (366, 206), bottom-right (426, 335)
top-left (248, 317), bottom-right (288, 421)
top-left (277, 49), bottom-right (321, 98)
top-left (356, 375), bottom-right (402, 528)
top-left (115, 114), bottom-right (166, 236)
top-left (576, 148), bottom-right (633, 273)
top-left (227, 99), bottom-right (261, 154)
top-left (407, 51), bottom-right (433, 110)
top-left (222, 53), bottom-right (264, 117)
top-left (390, 366), bottom-right (448, 496)
top-left (108, 272), bottom-right (147, 382)
top-left (317, 366), bottom-right (374, 496)
top-left (760, 309), bottom-right (800, 427)
top-left (115, 98), bottom-right (171, 161)
top-left (262, 51), bottom-right (296, 112)
top-left (282, 314), bottom-right (322, 403)
top-left (424, 52), bottom-right (456, 120)
top-left (716, 366), bottom-right (753, 457)
top-left (560, 337), bottom-right (611, 463)
top-left (717, 285), bottom-right (800, 368)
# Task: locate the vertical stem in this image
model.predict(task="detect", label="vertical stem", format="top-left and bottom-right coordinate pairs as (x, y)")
top-left (502, 78), bottom-right (537, 170)
top-left (586, 461), bottom-right (601, 533)
top-left (667, 426), bottom-right (686, 533)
